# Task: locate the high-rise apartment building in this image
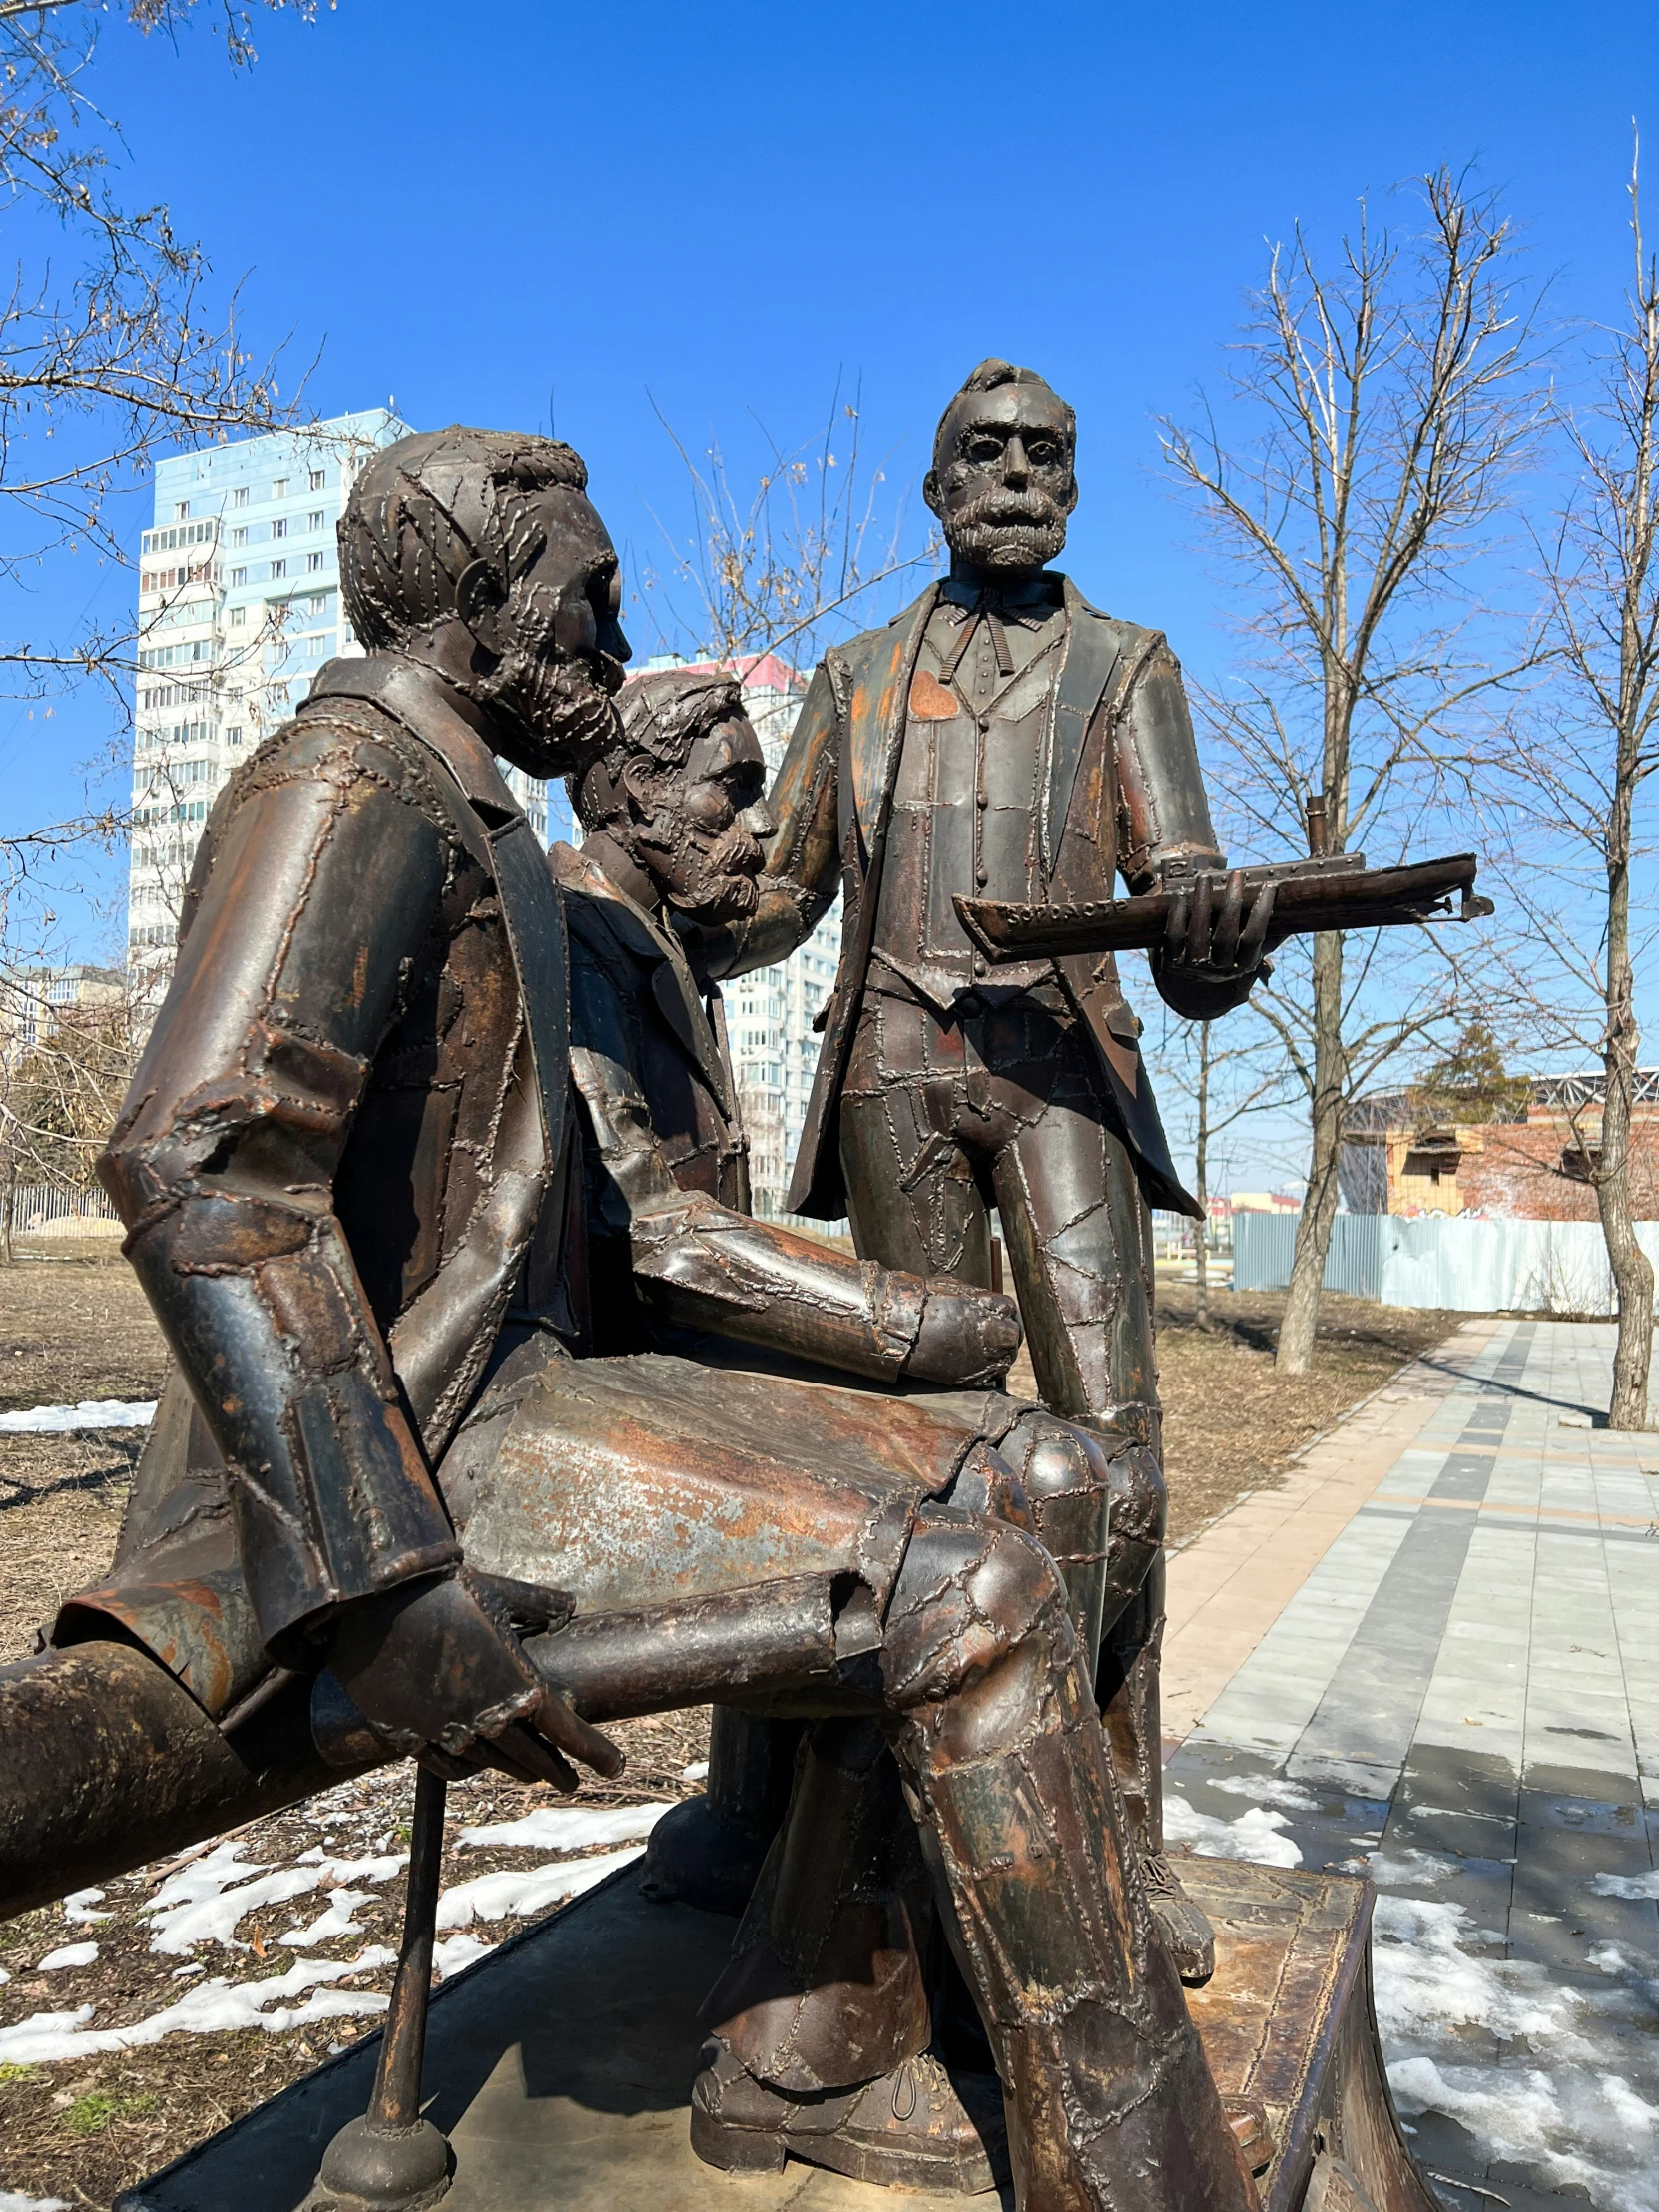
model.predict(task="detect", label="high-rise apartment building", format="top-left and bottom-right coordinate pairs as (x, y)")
top-left (127, 412), bottom-right (551, 996)
top-left (627, 653), bottom-right (842, 1222)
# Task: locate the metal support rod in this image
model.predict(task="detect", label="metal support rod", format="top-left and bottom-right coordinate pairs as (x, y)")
top-left (369, 1765), bottom-right (447, 2131)
top-left (304, 1763), bottom-right (453, 2212)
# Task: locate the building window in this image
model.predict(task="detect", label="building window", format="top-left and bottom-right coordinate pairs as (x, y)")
top-left (231, 567), bottom-right (248, 587)
top-left (174, 501), bottom-right (190, 521)
top-left (230, 605), bottom-right (247, 626)
top-left (308, 509), bottom-right (325, 531)
top-left (230, 527), bottom-right (247, 547)
top-left (272, 478), bottom-right (288, 498)
top-left (270, 559), bottom-right (285, 580)
top-left (232, 487), bottom-right (249, 509)
top-left (271, 517), bottom-right (287, 540)
top-left (309, 468), bottom-right (326, 491)
top-left (307, 551), bottom-right (324, 573)
top-left (227, 726), bottom-right (243, 747)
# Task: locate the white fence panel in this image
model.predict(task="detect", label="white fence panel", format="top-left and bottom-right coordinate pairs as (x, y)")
top-left (1235, 1209), bottom-right (1659, 1313)
top-left (1377, 1216), bottom-right (1659, 1315)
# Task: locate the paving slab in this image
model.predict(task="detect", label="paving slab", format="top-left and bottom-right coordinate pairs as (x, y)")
top-left (1163, 1318), bottom-right (1659, 2212)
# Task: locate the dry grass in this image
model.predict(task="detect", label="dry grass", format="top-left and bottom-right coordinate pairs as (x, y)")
top-left (0, 1250), bottom-right (1459, 2205)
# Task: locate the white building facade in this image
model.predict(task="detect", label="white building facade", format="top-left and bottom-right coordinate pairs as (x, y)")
top-left (128, 412), bottom-right (551, 998)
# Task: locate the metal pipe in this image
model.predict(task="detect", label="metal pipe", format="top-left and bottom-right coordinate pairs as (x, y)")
top-left (0, 1641), bottom-right (376, 1923)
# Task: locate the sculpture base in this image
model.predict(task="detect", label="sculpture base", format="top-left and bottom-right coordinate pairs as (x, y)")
top-left (117, 1855), bottom-right (1432, 2212)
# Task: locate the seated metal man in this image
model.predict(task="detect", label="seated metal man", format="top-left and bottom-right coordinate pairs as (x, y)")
top-left (83, 430), bottom-right (1254, 2212)
top-left (553, 667), bottom-right (1232, 2193)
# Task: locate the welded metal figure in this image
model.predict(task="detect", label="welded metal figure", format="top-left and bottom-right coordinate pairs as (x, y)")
top-left (554, 669), bottom-right (1233, 2189)
top-left (696, 361), bottom-right (1279, 1987)
top-left (49, 440), bottom-right (1255, 2212)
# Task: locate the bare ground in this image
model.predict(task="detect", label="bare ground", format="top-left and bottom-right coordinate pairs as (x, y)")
top-left (0, 1251), bottom-right (1458, 2206)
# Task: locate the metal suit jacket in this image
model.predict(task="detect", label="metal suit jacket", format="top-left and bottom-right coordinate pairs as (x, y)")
top-left (80, 657), bottom-right (570, 1708)
top-left (712, 578), bottom-right (1227, 1222)
top-left (555, 843), bottom-right (998, 1384)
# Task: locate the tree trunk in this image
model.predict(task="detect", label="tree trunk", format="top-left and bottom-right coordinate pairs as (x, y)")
top-left (1194, 1023), bottom-right (1212, 1330)
top-left (0, 1175), bottom-right (13, 1268)
top-left (1598, 839), bottom-right (1653, 1429)
top-left (1277, 931), bottom-right (1348, 1373)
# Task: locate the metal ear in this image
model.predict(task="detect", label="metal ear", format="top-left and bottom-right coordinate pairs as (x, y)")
top-left (456, 556), bottom-right (508, 633)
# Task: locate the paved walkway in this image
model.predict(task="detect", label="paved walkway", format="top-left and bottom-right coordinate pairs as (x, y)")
top-left (1163, 1319), bottom-right (1659, 2212)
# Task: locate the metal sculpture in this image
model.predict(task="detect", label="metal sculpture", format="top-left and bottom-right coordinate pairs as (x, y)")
top-left (690, 359), bottom-right (1279, 1985)
top-left (5, 431), bottom-right (1258, 2212)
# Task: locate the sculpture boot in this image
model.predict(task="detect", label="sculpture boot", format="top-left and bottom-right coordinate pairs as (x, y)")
top-left (692, 2040), bottom-right (1003, 2194)
top-left (696, 1717), bottom-right (1006, 2189)
top-left (881, 1513), bottom-right (1255, 2212)
top-left (1098, 1552), bottom-right (1215, 1986)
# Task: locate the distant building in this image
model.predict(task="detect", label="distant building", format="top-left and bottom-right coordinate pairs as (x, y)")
top-left (127, 412), bottom-right (551, 1002)
top-left (1229, 1190), bottom-right (1303, 1215)
top-left (1341, 1070), bottom-right (1659, 1220)
top-left (0, 964), bottom-right (124, 1066)
top-left (629, 652), bottom-right (842, 1221)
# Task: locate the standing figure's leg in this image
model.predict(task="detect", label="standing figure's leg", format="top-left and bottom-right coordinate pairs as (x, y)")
top-left (983, 1008), bottom-right (1213, 1983)
top-left (838, 989), bottom-right (993, 1283)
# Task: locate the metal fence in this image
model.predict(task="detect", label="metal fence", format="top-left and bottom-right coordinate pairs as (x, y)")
top-left (1235, 1210), bottom-right (1659, 1315)
top-left (8, 1184), bottom-right (121, 1235)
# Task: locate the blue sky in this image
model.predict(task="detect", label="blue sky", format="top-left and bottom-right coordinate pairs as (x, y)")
top-left (6, 0), bottom-right (1656, 1178)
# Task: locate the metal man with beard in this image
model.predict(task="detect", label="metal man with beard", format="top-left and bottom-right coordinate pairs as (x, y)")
top-left (83, 426), bottom-right (636, 1786)
top-left (697, 361), bottom-right (1279, 1986)
top-left (553, 665), bottom-right (1025, 1391)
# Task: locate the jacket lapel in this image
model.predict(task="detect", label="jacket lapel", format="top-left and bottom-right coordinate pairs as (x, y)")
top-left (1042, 581), bottom-right (1123, 877)
top-left (848, 584), bottom-right (939, 853)
top-left (559, 850), bottom-right (733, 1117)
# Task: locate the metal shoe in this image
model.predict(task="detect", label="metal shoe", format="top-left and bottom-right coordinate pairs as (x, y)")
top-left (1143, 1848), bottom-right (1217, 1985)
top-left (690, 2040), bottom-right (1004, 2194)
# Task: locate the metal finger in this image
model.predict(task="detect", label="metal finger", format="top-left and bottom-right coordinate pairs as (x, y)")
top-left (417, 1745), bottom-right (476, 1783)
top-left (1213, 870), bottom-right (1244, 970)
top-left (1187, 873), bottom-right (1214, 965)
top-left (536, 1686), bottom-right (625, 1780)
top-left (1163, 892), bottom-right (1190, 956)
top-left (1239, 879), bottom-right (1278, 963)
top-left (488, 1721), bottom-right (579, 1794)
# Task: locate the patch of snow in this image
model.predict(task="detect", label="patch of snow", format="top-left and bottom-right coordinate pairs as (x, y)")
top-left (432, 1934), bottom-right (497, 1979)
top-left (1162, 1793), bottom-right (1302, 1868)
top-left (1376, 1894), bottom-right (1659, 2212)
top-left (1365, 1848), bottom-right (1462, 1886)
top-left (0, 1398), bottom-right (156, 1433)
top-left (61, 1888), bottom-right (109, 1924)
top-left (278, 1892), bottom-right (371, 1948)
top-left (0, 1968), bottom-right (9, 1985)
top-left (681, 1761), bottom-right (710, 1782)
top-left (435, 1847), bottom-right (644, 1930)
top-left (455, 1803), bottom-right (669, 1853)
top-left (1589, 1868), bottom-right (1659, 1899)
top-left (1206, 1774), bottom-right (1319, 1812)
top-left (147, 1864), bottom-right (321, 1955)
top-left (0, 2193), bottom-right (72, 2211)
top-left (35, 1943), bottom-right (98, 1972)
top-left (0, 1948), bottom-right (397, 2066)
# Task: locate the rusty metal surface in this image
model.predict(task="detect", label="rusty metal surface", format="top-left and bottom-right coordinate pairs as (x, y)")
top-left (463, 1351), bottom-right (999, 1617)
top-left (955, 850), bottom-right (1489, 963)
top-left (1179, 1858), bottom-right (1435, 2212)
top-left (0, 1642), bottom-right (364, 1920)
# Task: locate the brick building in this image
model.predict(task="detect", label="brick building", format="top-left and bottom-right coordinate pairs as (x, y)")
top-left (1340, 1070), bottom-right (1659, 1220)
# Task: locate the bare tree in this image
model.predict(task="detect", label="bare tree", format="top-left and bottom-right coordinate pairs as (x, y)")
top-left (0, 961), bottom-right (134, 1259)
top-left (1145, 1011), bottom-right (1290, 1327)
top-left (1483, 155), bottom-right (1659, 1428)
top-left (1163, 170), bottom-right (1544, 1372)
top-left (637, 379), bottom-right (939, 669)
top-left (0, 0), bottom-right (319, 962)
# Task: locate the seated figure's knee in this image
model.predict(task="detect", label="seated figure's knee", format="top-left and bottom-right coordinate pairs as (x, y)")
top-left (880, 1509), bottom-right (1075, 1714)
top-left (1108, 1437), bottom-right (1167, 1554)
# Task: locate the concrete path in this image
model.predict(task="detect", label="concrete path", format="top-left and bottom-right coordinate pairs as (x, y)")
top-left (1163, 1319), bottom-right (1659, 2212)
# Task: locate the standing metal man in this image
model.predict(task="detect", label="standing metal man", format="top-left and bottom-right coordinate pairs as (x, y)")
top-left (698, 359), bottom-right (1277, 1981)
